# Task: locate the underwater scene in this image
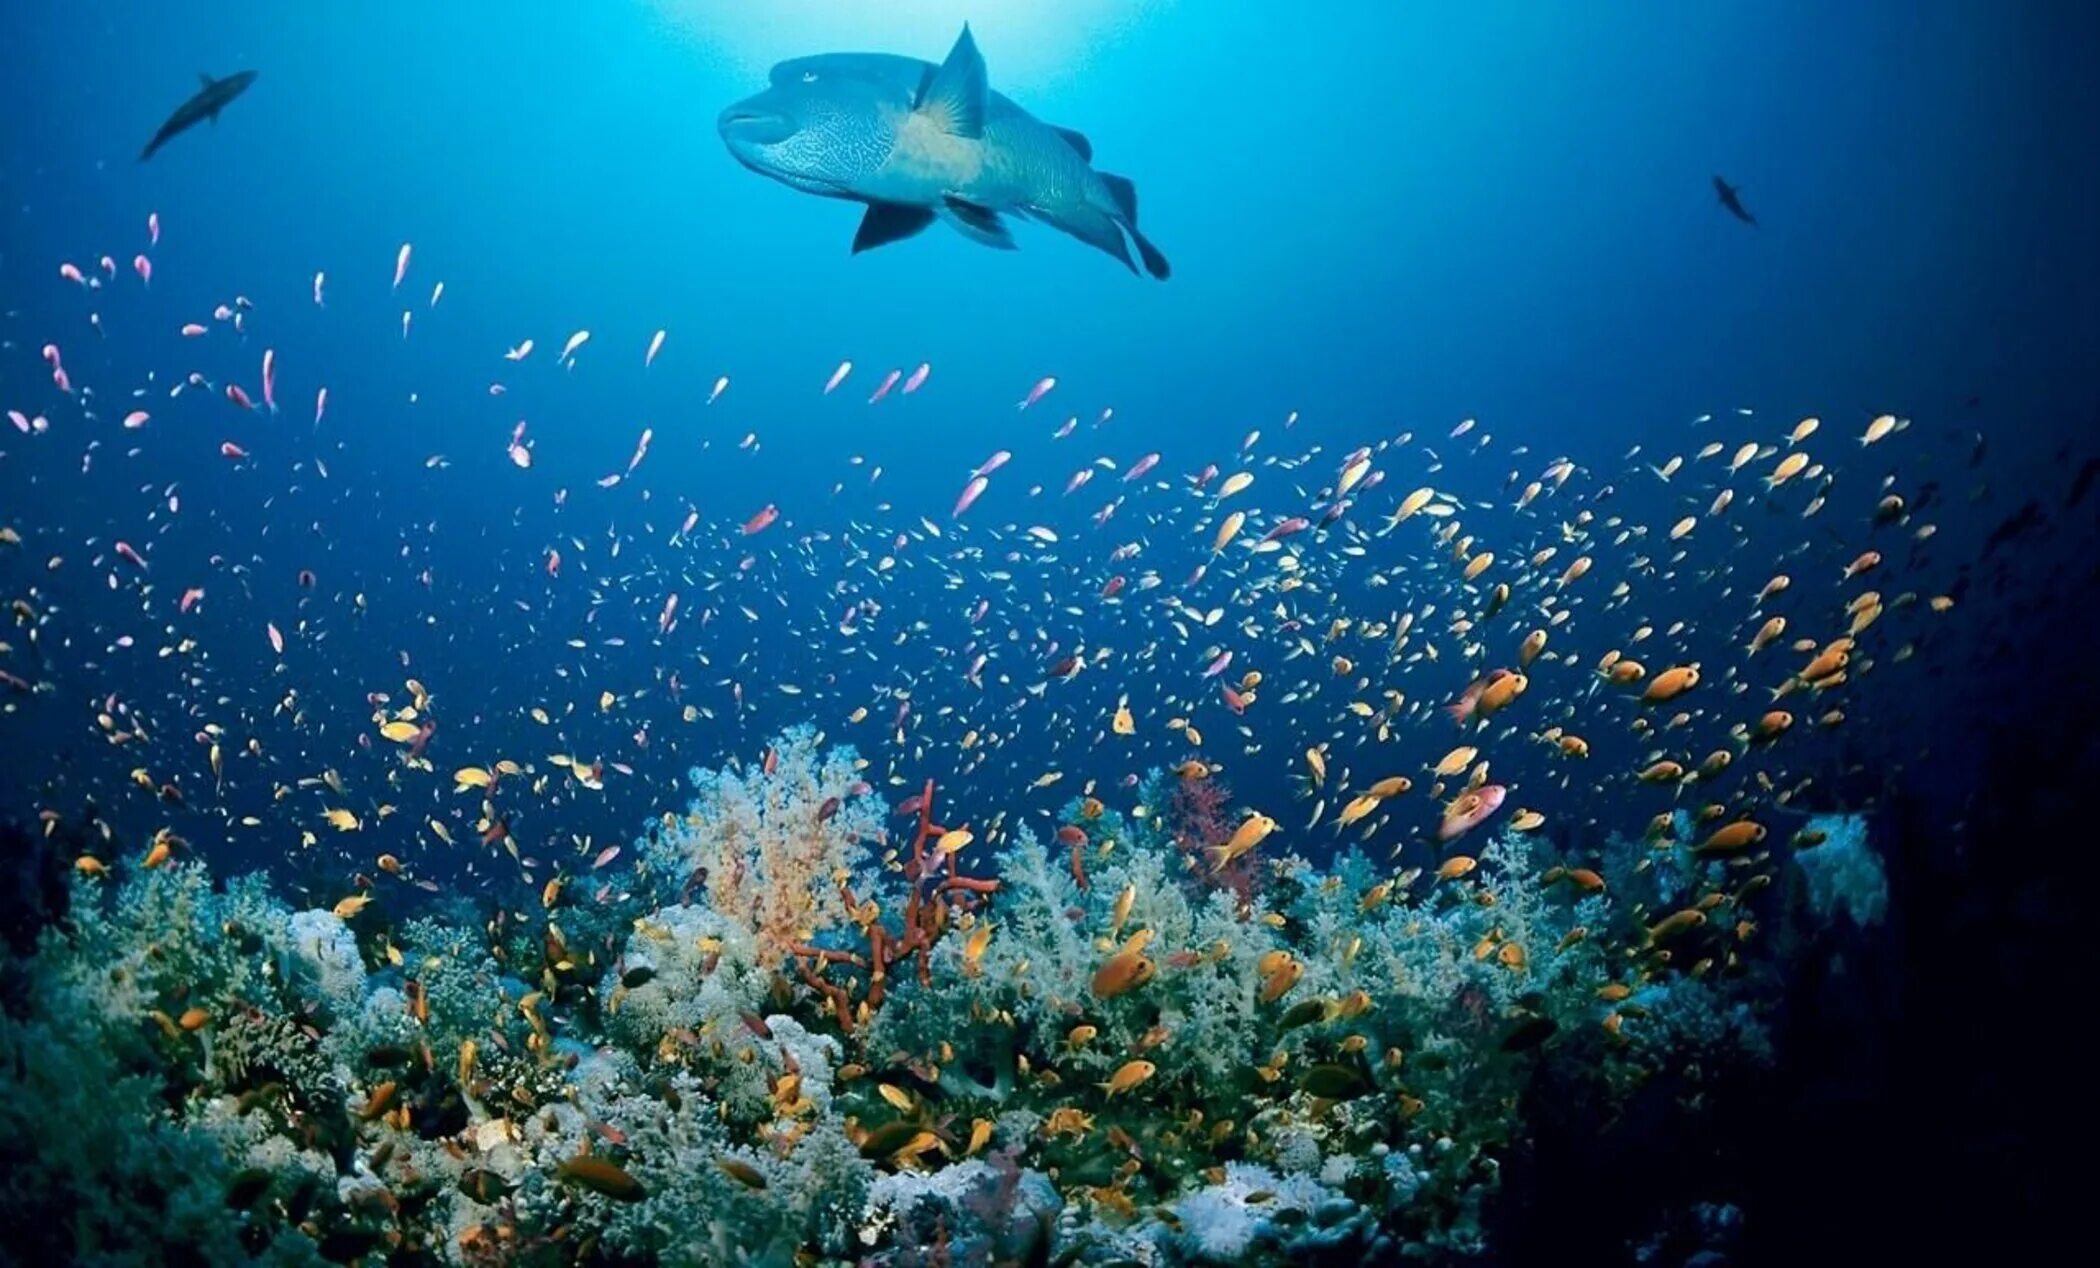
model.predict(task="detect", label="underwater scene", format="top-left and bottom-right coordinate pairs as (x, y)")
top-left (3, 3), bottom-right (2098, 1265)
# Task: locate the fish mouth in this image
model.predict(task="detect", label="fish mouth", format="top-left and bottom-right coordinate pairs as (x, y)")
top-left (716, 104), bottom-right (795, 147)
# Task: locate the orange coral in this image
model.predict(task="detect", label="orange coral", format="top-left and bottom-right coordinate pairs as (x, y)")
top-left (788, 778), bottom-right (999, 1033)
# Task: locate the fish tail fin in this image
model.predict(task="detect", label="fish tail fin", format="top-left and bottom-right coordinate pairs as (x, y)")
top-left (1099, 172), bottom-right (1170, 279)
top-left (1129, 226), bottom-right (1171, 279)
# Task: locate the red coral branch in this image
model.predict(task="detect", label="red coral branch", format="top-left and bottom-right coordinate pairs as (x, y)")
top-left (790, 777), bottom-right (1000, 1038)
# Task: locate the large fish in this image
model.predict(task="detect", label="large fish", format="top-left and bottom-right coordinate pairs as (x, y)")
top-left (718, 26), bottom-right (1168, 279)
top-left (141, 71), bottom-right (258, 161)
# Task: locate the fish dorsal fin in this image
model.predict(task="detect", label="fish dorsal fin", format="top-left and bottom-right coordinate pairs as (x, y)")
top-left (1053, 126), bottom-right (1093, 162)
top-left (199, 72), bottom-right (215, 89)
top-left (914, 24), bottom-right (987, 139)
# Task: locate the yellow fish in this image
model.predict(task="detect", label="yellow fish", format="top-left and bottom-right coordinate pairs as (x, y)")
top-left (1207, 813), bottom-right (1275, 873)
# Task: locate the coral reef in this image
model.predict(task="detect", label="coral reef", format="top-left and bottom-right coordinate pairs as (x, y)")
top-left (0, 733), bottom-right (1876, 1265)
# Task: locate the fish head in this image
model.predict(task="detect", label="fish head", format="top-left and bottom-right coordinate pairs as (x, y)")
top-left (719, 54), bottom-right (920, 198)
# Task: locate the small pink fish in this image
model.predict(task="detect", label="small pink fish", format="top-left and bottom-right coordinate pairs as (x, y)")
top-left (560, 330), bottom-right (590, 363)
top-left (1202, 651), bottom-right (1233, 678)
top-left (123, 411), bottom-right (150, 429)
top-left (742, 504), bottom-right (780, 535)
top-left (267, 622), bottom-right (285, 655)
top-left (973, 450), bottom-right (1011, 479)
top-left (148, 212), bottom-right (160, 245)
top-left (953, 475), bottom-right (989, 518)
top-left (59, 262), bottom-right (84, 285)
top-left (313, 271), bottom-right (326, 306)
top-left (429, 281), bottom-right (444, 307)
top-left (708, 376), bottom-right (729, 405)
top-left (903, 362), bottom-right (931, 394)
top-left (51, 368), bottom-right (71, 394)
top-left (1018, 376), bottom-right (1056, 410)
top-left (868, 368), bottom-right (902, 403)
top-left (179, 588), bottom-right (204, 614)
top-left (505, 339), bottom-right (534, 361)
top-left (658, 592), bottom-right (679, 634)
top-left (626, 427), bottom-right (653, 475)
top-left (114, 541), bottom-right (148, 570)
top-left (1123, 452), bottom-right (1160, 483)
top-left (314, 387), bottom-right (328, 427)
top-left (1260, 516), bottom-right (1310, 543)
top-left (1437, 784), bottom-right (1507, 843)
top-left (261, 350), bottom-right (277, 413)
top-left (393, 242), bottom-right (411, 290)
top-left (645, 328), bottom-right (666, 367)
top-left (99, 256), bottom-right (116, 277)
top-left (1053, 417), bottom-right (1077, 439)
top-left (402, 310), bottom-right (412, 339)
top-left (1065, 468), bottom-right (1093, 495)
top-left (591, 845), bottom-right (622, 870)
top-left (180, 322), bottom-right (206, 337)
top-left (220, 441), bottom-right (248, 460)
top-left (824, 360), bottom-right (852, 395)
top-left (226, 384), bottom-right (254, 410)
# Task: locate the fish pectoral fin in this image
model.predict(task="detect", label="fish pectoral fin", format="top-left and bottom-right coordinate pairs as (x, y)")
top-left (1052, 126), bottom-right (1093, 162)
top-left (914, 24), bottom-right (988, 139)
top-left (939, 198), bottom-right (1015, 249)
top-left (853, 203), bottom-right (937, 255)
top-left (199, 71), bottom-right (216, 90)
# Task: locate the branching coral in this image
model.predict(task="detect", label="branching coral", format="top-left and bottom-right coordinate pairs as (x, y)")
top-left (783, 775), bottom-right (1000, 1035)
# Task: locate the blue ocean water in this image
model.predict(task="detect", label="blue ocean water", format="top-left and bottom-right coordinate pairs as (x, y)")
top-left (3, 3), bottom-right (2098, 1265)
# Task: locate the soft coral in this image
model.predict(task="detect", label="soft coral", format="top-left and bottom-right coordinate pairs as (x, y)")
top-left (1166, 767), bottom-right (1260, 910)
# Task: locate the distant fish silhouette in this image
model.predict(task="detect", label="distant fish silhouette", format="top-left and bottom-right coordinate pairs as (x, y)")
top-left (141, 70), bottom-right (257, 161)
top-left (1712, 175), bottom-right (1756, 226)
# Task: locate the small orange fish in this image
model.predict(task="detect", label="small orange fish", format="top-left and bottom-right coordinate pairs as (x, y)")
top-left (1642, 666), bottom-right (1699, 703)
